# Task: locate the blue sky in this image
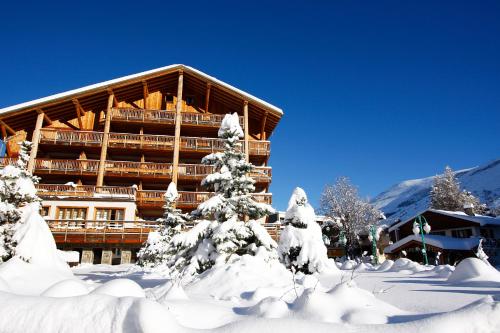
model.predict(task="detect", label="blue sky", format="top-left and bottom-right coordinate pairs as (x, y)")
top-left (1, 1), bottom-right (499, 211)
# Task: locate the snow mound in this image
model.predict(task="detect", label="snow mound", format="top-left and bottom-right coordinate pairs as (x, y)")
top-left (0, 257), bottom-right (74, 295)
top-left (0, 291), bottom-right (183, 333)
top-left (240, 297), bottom-right (289, 318)
top-left (152, 281), bottom-right (189, 303)
top-left (447, 258), bottom-right (500, 283)
top-left (91, 278), bottom-right (145, 298)
top-left (429, 264), bottom-right (455, 278)
top-left (376, 259), bottom-right (394, 272)
top-left (340, 260), bottom-right (357, 270)
top-left (0, 276), bottom-right (10, 292)
top-left (41, 279), bottom-right (90, 297)
top-left (15, 202), bottom-right (72, 272)
top-left (389, 258), bottom-right (427, 273)
top-left (187, 255), bottom-right (292, 301)
top-left (289, 282), bottom-right (405, 324)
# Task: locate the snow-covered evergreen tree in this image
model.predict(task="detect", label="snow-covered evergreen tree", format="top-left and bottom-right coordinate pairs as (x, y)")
top-left (431, 166), bottom-right (487, 214)
top-left (137, 182), bottom-right (190, 269)
top-left (279, 187), bottom-right (330, 274)
top-left (0, 141), bottom-right (40, 263)
top-left (167, 113), bottom-right (277, 277)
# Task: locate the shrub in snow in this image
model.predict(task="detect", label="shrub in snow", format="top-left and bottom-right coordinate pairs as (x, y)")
top-left (475, 238), bottom-right (492, 266)
top-left (91, 278), bottom-right (146, 298)
top-left (320, 176), bottom-right (383, 258)
top-left (137, 182), bottom-right (190, 270)
top-left (167, 113), bottom-right (277, 277)
top-left (447, 257), bottom-right (500, 283)
top-left (41, 279), bottom-right (90, 297)
top-left (278, 188), bottom-right (330, 274)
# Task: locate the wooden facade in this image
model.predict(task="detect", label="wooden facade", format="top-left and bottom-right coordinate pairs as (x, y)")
top-left (0, 64), bottom-right (283, 264)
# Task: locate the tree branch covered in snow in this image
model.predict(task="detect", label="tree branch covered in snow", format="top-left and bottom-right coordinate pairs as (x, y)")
top-left (320, 177), bottom-right (382, 258)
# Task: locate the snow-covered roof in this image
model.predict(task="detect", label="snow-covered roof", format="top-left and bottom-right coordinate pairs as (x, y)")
top-left (388, 209), bottom-right (500, 232)
top-left (0, 64), bottom-right (283, 116)
top-left (384, 234), bottom-right (480, 253)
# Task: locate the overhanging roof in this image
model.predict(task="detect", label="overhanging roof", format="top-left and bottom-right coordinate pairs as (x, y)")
top-left (0, 64), bottom-right (283, 120)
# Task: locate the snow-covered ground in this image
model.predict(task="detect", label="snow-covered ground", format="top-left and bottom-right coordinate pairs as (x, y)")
top-left (0, 256), bottom-right (499, 332)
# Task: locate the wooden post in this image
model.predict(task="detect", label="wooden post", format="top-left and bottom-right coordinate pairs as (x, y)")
top-left (260, 111), bottom-right (268, 140)
top-left (204, 83), bottom-right (211, 113)
top-left (172, 70), bottom-right (184, 184)
top-left (72, 99), bottom-right (84, 129)
top-left (27, 111), bottom-right (45, 173)
top-left (243, 101), bottom-right (249, 162)
top-left (97, 94), bottom-right (114, 186)
top-left (142, 81), bottom-right (149, 109)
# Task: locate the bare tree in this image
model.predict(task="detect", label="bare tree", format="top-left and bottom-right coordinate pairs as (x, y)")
top-left (320, 177), bottom-right (382, 259)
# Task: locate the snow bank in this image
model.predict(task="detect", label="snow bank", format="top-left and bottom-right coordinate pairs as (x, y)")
top-left (0, 257), bottom-right (74, 295)
top-left (389, 258), bottom-right (427, 274)
top-left (187, 254), bottom-right (292, 301)
top-left (0, 276), bottom-right (10, 292)
top-left (340, 260), bottom-right (357, 270)
top-left (41, 279), bottom-right (90, 297)
top-left (151, 280), bottom-right (189, 303)
top-left (91, 278), bottom-right (146, 298)
top-left (239, 297), bottom-right (289, 318)
top-left (57, 250), bottom-right (80, 263)
top-left (0, 291), bottom-right (184, 333)
top-left (447, 258), bottom-right (500, 284)
top-left (376, 259), bottom-right (394, 272)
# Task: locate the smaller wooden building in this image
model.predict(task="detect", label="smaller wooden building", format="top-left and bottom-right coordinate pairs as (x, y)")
top-left (384, 209), bottom-right (500, 265)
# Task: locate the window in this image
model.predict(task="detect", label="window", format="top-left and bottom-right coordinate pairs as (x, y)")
top-left (95, 208), bottom-right (125, 221)
top-left (430, 231), bottom-right (446, 236)
top-left (165, 95), bottom-right (174, 103)
top-left (451, 228), bottom-right (472, 239)
top-left (57, 207), bottom-right (87, 220)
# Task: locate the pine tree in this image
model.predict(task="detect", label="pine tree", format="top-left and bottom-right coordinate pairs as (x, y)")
top-left (0, 141), bottom-right (40, 263)
top-left (431, 166), bottom-right (487, 214)
top-left (137, 182), bottom-right (190, 269)
top-left (279, 187), bottom-right (330, 274)
top-left (168, 113), bottom-right (277, 277)
top-left (430, 166), bottom-right (463, 211)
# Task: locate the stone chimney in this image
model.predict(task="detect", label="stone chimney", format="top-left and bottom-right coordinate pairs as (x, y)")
top-left (464, 203), bottom-right (475, 216)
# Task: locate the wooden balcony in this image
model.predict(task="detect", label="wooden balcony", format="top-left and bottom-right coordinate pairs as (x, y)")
top-left (36, 184), bottom-right (136, 200)
top-left (38, 129), bottom-right (270, 156)
top-left (47, 219), bottom-right (158, 245)
top-left (109, 107), bottom-right (244, 128)
top-left (0, 158), bottom-right (271, 183)
top-left (136, 190), bottom-right (273, 208)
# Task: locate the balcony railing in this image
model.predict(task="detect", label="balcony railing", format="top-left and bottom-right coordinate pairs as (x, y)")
top-left (38, 129), bottom-right (270, 156)
top-left (36, 184), bottom-right (136, 200)
top-left (136, 190), bottom-right (272, 207)
top-left (0, 158), bottom-right (271, 183)
top-left (109, 107), bottom-right (244, 128)
top-left (46, 219), bottom-right (158, 244)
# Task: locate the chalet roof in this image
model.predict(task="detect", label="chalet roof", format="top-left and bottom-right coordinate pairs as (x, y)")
top-left (388, 209), bottom-right (500, 232)
top-left (0, 64), bottom-right (283, 117)
top-left (384, 234), bottom-right (480, 254)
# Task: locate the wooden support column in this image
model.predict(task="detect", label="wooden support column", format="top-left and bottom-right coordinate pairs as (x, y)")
top-left (260, 111), bottom-right (268, 140)
top-left (243, 101), bottom-right (249, 162)
top-left (96, 94), bottom-right (114, 186)
top-left (142, 81), bottom-right (149, 109)
top-left (172, 70), bottom-right (184, 184)
top-left (27, 111), bottom-right (45, 173)
top-left (72, 99), bottom-right (84, 129)
top-left (204, 83), bottom-right (211, 113)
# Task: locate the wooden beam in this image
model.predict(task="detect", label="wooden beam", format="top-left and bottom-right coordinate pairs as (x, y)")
top-left (243, 101), bottom-right (249, 162)
top-left (72, 99), bottom-right (84, 129)
top-left (27, 112), bottom-right (45, 173)
top-left (38, 109), bottom-right (53, 125)
top-left (1, 125), bottom-right (6, 139)
top-left (62, 121), bottom-right (79, 130)
top-left (0, 120), bottom-right (16, 136)
top-left (142, 81), bottom-right (149, 109)
top-left (96, 94), bottom-right (114, 186)
top-left (204, 83), bottom-right (211, 113)
top-left (260, 111), bottom-right (268, 140)
top-left (172, 70), bottom-right (184, 184)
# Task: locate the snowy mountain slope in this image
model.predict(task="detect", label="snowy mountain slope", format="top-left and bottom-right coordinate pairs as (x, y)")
top-left (372, 159), bottom-right (500, 224)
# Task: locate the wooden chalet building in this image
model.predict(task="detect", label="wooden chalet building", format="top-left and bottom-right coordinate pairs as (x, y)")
top-left (0, 64), bottom-right (283, 265)
top-left (384, 209), bottom-right (500, 265)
